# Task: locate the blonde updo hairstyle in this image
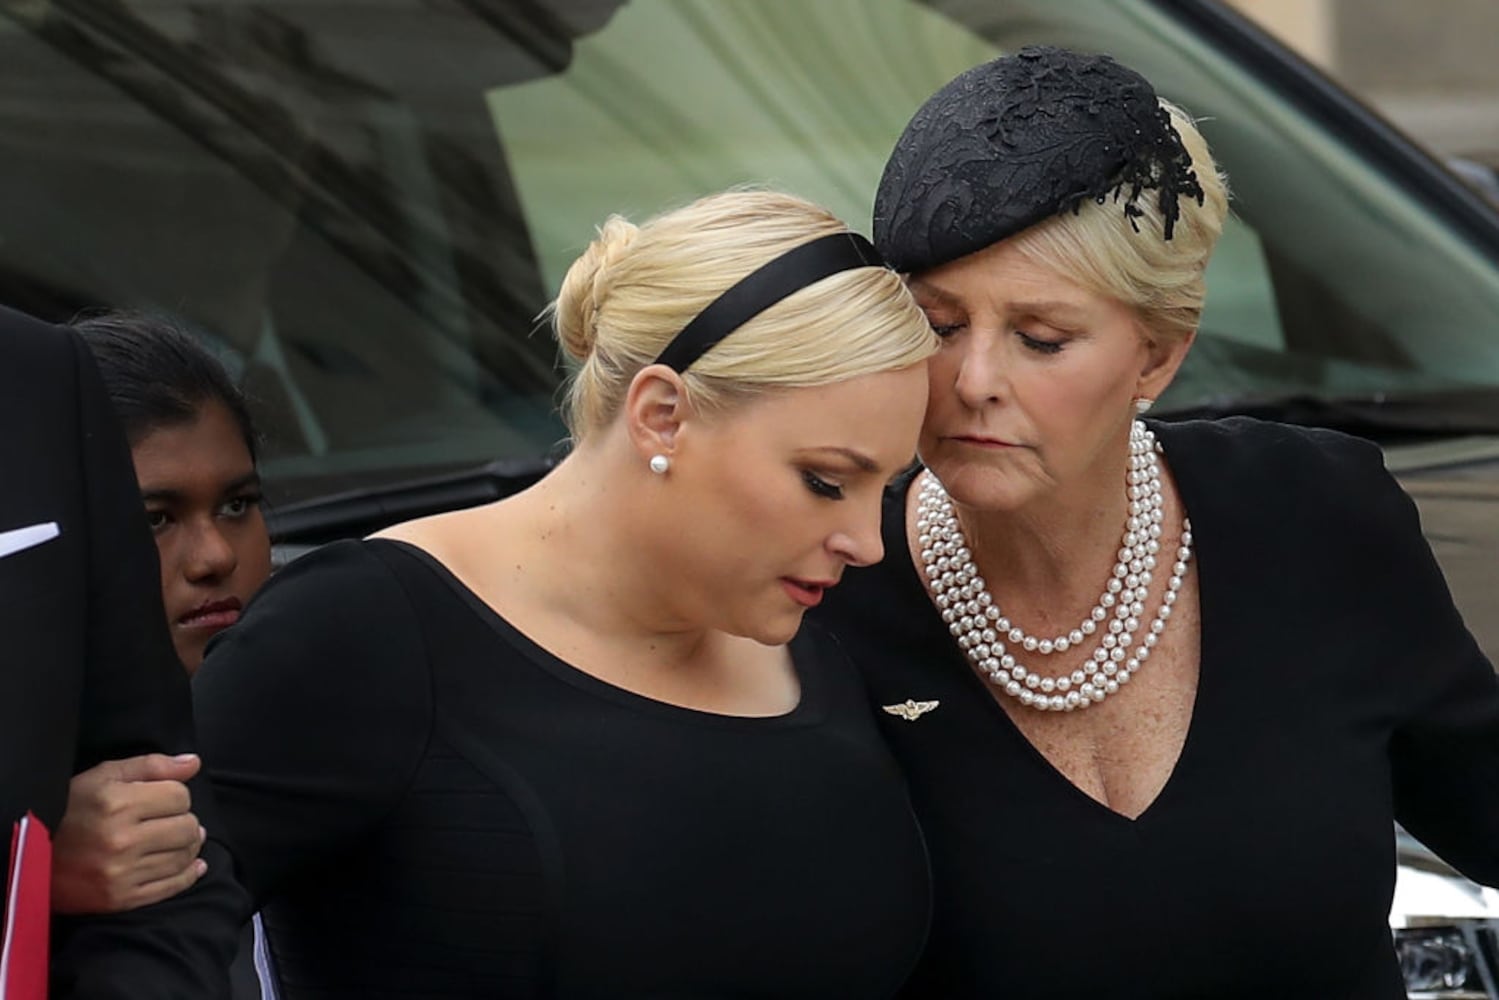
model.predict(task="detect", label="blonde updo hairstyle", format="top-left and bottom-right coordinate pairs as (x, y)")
top-left (1008, 101), bottom-right (1230, 346)
top-left (550, 190), bottom-right (936, 442)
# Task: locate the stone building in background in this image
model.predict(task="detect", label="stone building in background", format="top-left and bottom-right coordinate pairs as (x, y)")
top-left (1228, 0), bottom-right (1499, 162)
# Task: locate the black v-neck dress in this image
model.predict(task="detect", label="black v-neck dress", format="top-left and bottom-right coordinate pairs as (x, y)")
top-left (813, 417), bottom-right (1499, 999)
top-left (194, 539), bottom-right (931, 999)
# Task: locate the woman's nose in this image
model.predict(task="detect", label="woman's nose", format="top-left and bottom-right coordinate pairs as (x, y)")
top-left (829, 503), bottom-right (887, 569)
top-left (183, 520), bottom-right (238, 582)
top-left (950, 336), bottom-right (1009, 408)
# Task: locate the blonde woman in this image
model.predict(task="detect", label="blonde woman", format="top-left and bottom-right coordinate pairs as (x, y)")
top-left (193, 190), bottom-right (937, 998)
top-left (815, 46), bottom-right (1499, 998)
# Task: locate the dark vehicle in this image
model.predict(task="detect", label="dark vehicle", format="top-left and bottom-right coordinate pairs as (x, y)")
top-left (3, 1), bottom-right (1497, 995)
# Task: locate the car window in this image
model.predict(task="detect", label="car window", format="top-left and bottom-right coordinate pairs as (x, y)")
top-left (4, 0), bottom-right (1499, 504)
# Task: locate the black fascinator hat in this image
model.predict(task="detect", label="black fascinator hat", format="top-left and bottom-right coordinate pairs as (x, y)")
top-left (873, 45), bottom-right (1205, 274)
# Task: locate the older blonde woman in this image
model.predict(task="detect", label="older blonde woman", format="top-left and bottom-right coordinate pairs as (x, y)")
top-left (816, 46), bottom-right (1499, 999)
top-left (193, 190), bottom-right (937, 998)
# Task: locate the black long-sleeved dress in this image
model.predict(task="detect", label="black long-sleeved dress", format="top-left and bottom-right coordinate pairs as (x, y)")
top-left (814, 417), bottom-right (1499, 999)
top-left (194, 538), bottom-right (931, 999)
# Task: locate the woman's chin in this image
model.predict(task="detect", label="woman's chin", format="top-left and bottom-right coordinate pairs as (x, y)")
top-left (928, 463), bottom-right (1039, 513)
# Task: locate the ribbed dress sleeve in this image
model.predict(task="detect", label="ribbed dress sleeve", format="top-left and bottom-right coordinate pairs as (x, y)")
top-left (192, 540), bottom-right (434, 909)
top-left (1325, 433), bottom-right (1499, 887)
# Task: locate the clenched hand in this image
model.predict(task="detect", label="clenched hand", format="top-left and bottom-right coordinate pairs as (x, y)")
top-left (51, 753), bottom-right (209, 914)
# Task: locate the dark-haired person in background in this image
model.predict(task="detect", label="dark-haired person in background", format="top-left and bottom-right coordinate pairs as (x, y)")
top-left (52, 312), bottom-right (271, 918)
top-left (0, 304), bottom-right (246, 998)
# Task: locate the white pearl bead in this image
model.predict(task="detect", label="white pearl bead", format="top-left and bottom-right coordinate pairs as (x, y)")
top-left (1038, 639), bottom-right (1054, 655)
top-left (1069, 629), bottom-right (1085, 644)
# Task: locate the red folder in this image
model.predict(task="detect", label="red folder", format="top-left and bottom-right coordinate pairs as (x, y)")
top-left (1, 813), bottom-right (51, 1000)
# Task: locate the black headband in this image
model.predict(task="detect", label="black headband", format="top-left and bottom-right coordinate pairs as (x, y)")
top-left (653, 231), bottom-right (885, 373)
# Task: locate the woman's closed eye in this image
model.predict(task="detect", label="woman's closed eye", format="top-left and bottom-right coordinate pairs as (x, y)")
top-left (1017, 330), bottom-right (1065, 355)
top-left (801, 470), bottom-right (845, 501)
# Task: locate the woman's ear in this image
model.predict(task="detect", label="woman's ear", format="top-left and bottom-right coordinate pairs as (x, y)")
top-left (1136, 328), bottom-right (1196, 403)
top-left (623, 364), bottom-right (690, 463)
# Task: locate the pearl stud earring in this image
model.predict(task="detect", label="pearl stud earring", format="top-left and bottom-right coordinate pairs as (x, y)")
top-left (1134, 397), bottom-right (1154, 414)
top-left (649, 455), bottom-right (670, 474)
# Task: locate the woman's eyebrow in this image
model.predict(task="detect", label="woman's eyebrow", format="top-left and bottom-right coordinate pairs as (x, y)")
top-left (799, 446), bottom-right (878, 473)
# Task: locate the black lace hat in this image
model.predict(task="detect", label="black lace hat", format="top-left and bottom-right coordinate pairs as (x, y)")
top-left (873, 45), bottom-right (1205, 274)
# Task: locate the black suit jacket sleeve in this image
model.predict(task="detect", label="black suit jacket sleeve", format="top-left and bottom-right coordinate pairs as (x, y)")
top-left (0, 311), bottom-right (248, 998)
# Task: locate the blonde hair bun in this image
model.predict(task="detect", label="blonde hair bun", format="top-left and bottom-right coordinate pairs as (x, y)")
top-left (554, 215), bottom-right (640, 363)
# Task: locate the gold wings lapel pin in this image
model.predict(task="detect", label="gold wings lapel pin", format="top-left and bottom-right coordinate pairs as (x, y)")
top-left (882, 698), bottom-right (940, 722)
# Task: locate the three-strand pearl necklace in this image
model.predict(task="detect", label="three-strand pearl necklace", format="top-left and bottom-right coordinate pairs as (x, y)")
top-left (916, 420), bottom-right (1193, 712)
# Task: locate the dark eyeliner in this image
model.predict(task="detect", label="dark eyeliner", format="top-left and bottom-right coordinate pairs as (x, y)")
top-left (802, 469), bottom-right (845, 500)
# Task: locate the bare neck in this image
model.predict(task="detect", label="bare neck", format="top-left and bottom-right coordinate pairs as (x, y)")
top-left (478, 445), bottom-right (718, 669)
